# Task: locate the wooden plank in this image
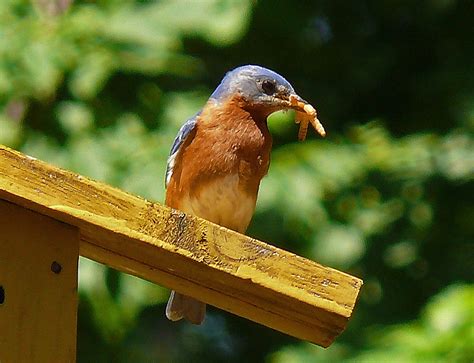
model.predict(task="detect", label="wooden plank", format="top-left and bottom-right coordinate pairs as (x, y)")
top-left (0, 145), bottom-right (363, 347)
top-left (0, 200), bottom-right (79, 362)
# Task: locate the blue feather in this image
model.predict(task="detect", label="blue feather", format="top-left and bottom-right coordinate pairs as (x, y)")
top-left (210, 65), bottom-right (294, 101)
top-left (165, 111), bottom-right (199, 186)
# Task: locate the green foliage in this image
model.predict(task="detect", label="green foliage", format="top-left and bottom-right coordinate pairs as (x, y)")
top-left (1, 0), bottom-right (472, 362)
top-left (272, 284), bottom-right (474, 363)
top-left (0, 0), bottom-right (249, 102)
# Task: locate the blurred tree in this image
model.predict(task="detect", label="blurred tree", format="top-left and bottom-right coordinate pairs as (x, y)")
top-left (0, 0), bottom-right (472, 362)
top-left (272, 284), bottom-right (474, 363)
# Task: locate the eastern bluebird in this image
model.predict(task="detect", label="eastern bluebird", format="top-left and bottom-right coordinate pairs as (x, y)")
top-left (164, 65), bottom-right (324, 324)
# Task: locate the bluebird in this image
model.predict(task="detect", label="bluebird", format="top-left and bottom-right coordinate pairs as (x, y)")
top-left (165, 65), bottom-right (323, 324)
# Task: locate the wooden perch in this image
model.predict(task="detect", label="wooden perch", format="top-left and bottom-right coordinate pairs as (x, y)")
top-left (0, 145), bottom-right (362, 350)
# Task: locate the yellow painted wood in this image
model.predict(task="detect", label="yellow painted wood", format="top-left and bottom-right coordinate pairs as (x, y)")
top-left (0, 200), bottom-right (79, 363)
top-left (0, 145), bottom-right (363, 347)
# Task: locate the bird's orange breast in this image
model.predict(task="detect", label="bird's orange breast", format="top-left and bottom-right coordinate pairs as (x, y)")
top-left (166, 99), bottom-right (272, 232)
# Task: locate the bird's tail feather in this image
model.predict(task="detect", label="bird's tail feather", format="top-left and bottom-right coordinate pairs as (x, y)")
top-left (165, 290), bottom-right (206, 325)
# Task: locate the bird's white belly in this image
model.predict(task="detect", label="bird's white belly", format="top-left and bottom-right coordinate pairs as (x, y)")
top-left (180, 174), bottom-right (256, 233)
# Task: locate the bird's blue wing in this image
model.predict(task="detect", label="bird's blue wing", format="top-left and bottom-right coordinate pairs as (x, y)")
top-left (165, 112), bottom-right (200, 187)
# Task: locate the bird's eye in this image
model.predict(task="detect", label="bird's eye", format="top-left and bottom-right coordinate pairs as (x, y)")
top-left (261, 80), bottom-right (277, 95)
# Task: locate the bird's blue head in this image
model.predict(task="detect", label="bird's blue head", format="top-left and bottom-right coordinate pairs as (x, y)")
top-left (210, 65), bottom-right (309, 114)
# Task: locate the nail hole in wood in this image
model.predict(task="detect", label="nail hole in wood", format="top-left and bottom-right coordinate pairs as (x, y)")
top-left (51, 261), bottom-right (62, 274)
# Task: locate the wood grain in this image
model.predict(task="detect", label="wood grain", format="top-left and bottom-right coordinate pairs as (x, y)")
top-left (0, 200), bottom-right (79, 362)
top-left (0, 145), bottom-right (363, 347)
